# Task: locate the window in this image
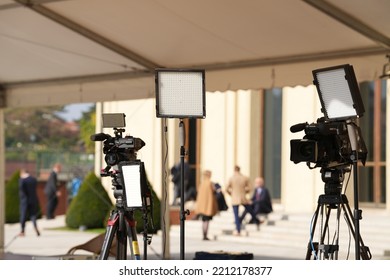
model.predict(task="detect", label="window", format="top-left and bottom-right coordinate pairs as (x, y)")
top-left (359, 80), bottom-right (387, 203)
top-left (263, 88), bottom-right (283, 199)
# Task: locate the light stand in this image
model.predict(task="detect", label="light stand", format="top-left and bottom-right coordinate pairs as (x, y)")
top-left (155, 68), bottom-right (205, 260)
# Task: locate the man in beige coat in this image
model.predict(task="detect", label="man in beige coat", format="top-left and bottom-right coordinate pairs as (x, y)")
top-left (226, 166), bottom-right (259, 235)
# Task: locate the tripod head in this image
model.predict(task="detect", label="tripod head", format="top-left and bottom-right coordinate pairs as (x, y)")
top-left (320, 166), bottom-right (350, 196)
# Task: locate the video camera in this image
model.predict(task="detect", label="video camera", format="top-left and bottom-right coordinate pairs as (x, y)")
top-left (291, 118), bottom-right (349, 168)
top-left (289, 64), bottom-right (367, 170)
top-left (90, 113), bottom-right (145, 169)
top-left (90, 113), bottom-right (151, 211)
top-left (290, 117), bottom-right (367, 169)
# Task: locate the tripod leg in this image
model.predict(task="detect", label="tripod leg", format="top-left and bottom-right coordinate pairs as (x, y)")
top-left (318, 204), bottom-right (342, 260)
top-left (116, 210), bottom-right (128, 260)
top-left (99, 211), bottom-right (119, 260)
top-left (341, 197), bottom-right (372, 260)
top-left (125, 212), bottom-right (141, 260)
top-left (306, 203), bottom-right (320, 260)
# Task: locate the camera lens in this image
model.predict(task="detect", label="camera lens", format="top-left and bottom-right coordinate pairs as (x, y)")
top-left (105, 153), bottom-right (119, 166)
top-left (290, 139), bottom-right (318, 163)
top-left (299, 142), bottom-right (315, 158)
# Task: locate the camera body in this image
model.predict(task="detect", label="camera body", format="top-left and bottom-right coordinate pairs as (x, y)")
top-left (90, 113), bottom-right (145, 168)
top-left (100, 130), bottom-right (145, 167)
top-left (91, 129), bottom-right (145, 168)
top-left (290, 118), bottom-right (352, 169)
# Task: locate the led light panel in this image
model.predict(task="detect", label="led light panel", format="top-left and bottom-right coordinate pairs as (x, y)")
top-left (313, 64), bottom-right (364, 121)
top-left (155, 69), bottom-right (205, 118)
top-left (119, 162), bottom-right (143, 208)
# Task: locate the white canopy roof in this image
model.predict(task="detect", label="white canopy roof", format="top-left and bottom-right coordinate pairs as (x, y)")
top-left (1, 0), bottom-right (389, 107)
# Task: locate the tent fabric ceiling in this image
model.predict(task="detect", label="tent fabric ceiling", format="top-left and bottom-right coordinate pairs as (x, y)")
top-left (0, 0), bottom-right (389, 107)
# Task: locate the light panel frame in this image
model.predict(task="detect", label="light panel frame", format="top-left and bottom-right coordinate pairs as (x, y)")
top-left (155, 68), bottom-right (206, 118)
top-left (313, 64), bottom-right (365, 121)
top-left (118, 161), bottom-right (143, 209)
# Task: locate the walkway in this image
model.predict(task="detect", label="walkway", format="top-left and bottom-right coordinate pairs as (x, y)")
top-left (2, 204), bottom-right (390, 260)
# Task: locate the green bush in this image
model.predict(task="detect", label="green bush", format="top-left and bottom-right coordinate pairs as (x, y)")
top-left (5, 170), bottom-right (20, 223)
top-left (65, 172), bottom-right (113, 229)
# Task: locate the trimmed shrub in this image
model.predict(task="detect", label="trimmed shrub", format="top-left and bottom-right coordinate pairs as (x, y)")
top-left (65, 172), bottom-right (113, 229)
top-left (5, 170), bottom-right (20, 223)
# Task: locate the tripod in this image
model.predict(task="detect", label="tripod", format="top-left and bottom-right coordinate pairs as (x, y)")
top-left (99, 161), bottom-right (152, 260)
top-left (99, 205), bottom-right (141, 260)
top-left (306, 168), bottom-right (371, 260)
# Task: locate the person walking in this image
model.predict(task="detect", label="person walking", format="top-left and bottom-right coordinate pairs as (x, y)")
top-left (195, 170), bottom-right (219, 241)
top-left (44, 163), bottom-right (62, 219)
top-left (67, 171), bottom-right (82, 205)
top-left (170, 159), bottom-right (190, 206)
top-left (19, 168), bottom-right (40, 236)
top-left (226, 165), bottom-right (259, 236)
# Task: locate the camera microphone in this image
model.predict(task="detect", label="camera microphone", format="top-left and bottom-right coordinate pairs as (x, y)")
top-left (290, 122), bottom-right (308, 133)
top-left (90, 133), bottom-right (110, 141)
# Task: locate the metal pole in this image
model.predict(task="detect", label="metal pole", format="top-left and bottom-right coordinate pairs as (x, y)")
top-left (347, 122), bottom-right (361, 260)
top-left (179, 120), bottom-right (186, 260)
top-left (352, 156), bottom-right (361, 260)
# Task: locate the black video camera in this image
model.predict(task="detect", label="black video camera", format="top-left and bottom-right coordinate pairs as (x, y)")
top-left (289, 117), bottom-right (365, 169)
top-left (90, 113), bottom-right (145, 168)
top-left (91, 130), bottom-right (145, 166)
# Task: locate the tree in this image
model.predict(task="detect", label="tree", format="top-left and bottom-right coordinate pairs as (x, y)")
top-left (4, 106), bottom-right (80, 160)
top-left (78, 105), bottom-right (96, 154)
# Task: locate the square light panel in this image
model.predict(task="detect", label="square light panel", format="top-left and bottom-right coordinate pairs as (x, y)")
top-left (155, 69), bottom-right (205, 118)
top-left (313, 64), bottom-right (364, 121)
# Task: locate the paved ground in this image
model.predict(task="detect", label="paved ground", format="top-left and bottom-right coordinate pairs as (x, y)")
top-left (1, 214), bottom-right (305, 260)
top-left (2, 205), bottom-right (390, 260)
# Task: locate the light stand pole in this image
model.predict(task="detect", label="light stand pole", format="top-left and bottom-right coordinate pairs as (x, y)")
top-left (351, 153), bottom-right (361, 260)
top-left (179, 119), bottom-right (189, 260)
top-left (347, 122), bottom-right (362, 260)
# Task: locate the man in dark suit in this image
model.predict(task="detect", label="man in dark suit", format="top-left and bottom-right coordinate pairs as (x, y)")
top-left (44, 163), bottom-right (62, 219)
top-left (240, 177), bottom-right (273, 224)
top-left (19, 168), bottom-right (40, 236)
top-left (251, 177), bottom-right (273, 216)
